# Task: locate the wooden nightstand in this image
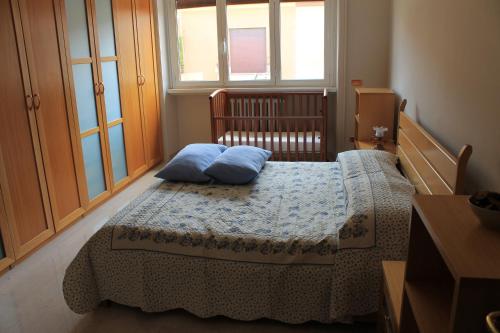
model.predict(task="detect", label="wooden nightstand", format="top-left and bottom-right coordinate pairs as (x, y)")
top-left (354, 88), bottom-right (396, 148)
top-left (354, 139), bottom-right (397, 155)
top-left (380, 195), bottom-right (500, 333)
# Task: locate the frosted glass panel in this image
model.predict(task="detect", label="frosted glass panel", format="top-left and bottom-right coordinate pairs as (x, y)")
top-left (65, 0), bottom-right (90, 58)
top-left (108, 124), bottom-right (127, 183)
top-left (95, 0), bottom-right (116, 57)
top-left (73, 64), bottom-right (98, 133)
top-left (82, 134), bottom-right (106, 199)
top-left (101, 62), bottom-right (122, 122)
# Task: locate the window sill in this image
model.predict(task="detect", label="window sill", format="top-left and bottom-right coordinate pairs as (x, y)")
top-left (167, 87), bottom-right (337, 96)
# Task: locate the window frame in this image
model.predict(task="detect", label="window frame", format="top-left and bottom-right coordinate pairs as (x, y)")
top-left (166, 0), bottom-right (337, 89)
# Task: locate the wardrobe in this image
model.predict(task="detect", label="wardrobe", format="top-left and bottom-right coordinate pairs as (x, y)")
top-left (0, 0), bottom-right (162, 271)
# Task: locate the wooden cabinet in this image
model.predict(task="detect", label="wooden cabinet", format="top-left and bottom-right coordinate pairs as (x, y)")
top-left (61, 0), bottom-right (162, 207)
top-left (0, 0), bottom-right (56, 257)
top-left (354, 88), bottom-right (396, 153)
top-left (381, 195), bottom-right (500, 333)
top-left (0, 0), bottom-right (161, 268)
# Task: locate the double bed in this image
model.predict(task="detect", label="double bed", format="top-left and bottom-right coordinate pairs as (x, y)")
top-left (63, 109), bottom-right (472, 323)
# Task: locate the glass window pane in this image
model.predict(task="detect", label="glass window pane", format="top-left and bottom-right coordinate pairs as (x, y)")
top-left (176, 0), bottom-right (219, 81)
top-left (81, 134), bottom-right (106, 199)
top-left (101, 61), bottom-right (122, 122)
top-left (227, 1), bottom-right (270, 81)
top-left (280, 1), bottom-right (324, 80)
top-left (108, 124), bottom-right (128, 183)
top-left (95, 0), bottom-right (116, 57)
top-left (65, 0), bottom-right (91, 58)
top-left (72, 64), bottom-right (99, 132)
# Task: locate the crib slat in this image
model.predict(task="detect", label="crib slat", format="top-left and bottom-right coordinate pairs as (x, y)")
top-left (295, 119), bottom-right (299, 161)
top-left (303, 116), bottom-right (307, 161)
top-left (279, 100), bottom-right (283, 161)
top-left (312, 119), bottom-right (316, 161)
top-left (260, 97), bottom-right (265, 149)
top-left (246, 118), bottom-right (250, 146)
top-left (286, 120), bottom-right (291, 161)
top-left (270, 97), bottom-right (275, 160)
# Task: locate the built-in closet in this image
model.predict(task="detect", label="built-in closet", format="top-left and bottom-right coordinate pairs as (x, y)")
top-left (0, 0), bottom-right (162, 270)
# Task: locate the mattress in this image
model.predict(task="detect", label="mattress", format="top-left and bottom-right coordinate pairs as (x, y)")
top-left (63, 151), bottom-right (414, 323)
top-left (218, 131), bottom-right (321, 152)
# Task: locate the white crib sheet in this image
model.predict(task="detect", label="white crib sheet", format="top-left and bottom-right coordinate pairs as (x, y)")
top-left (218, 131), bottom-right (321, 152)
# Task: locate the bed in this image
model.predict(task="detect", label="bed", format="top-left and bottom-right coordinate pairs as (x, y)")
top-left (63, 107), bottom-right (472, 324)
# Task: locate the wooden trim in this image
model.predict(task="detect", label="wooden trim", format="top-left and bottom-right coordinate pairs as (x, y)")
top-left (397, 111), bottom-right (472, 195)
top-left (80, 126), bottom-right (100, 138)
top-left (0, 183), bottom-right (15, 270)
top-left (71, 57), bottom-right (93, 64)
top-left (132, 0), bottom-right (150, 170)
top-left (53, 207), bottom-right (85, 232)
top-left (100, 55), bottom-right (118, 62)
top-left (87, 0), bottom-right (114, 192)
top-left (55, 0), bottom-right (88, 209)
top-left (146, 0), bottom-right (163, 166)
top-left (106, 117), bottom-right (124, 128)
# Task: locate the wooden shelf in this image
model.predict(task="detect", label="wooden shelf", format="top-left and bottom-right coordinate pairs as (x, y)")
top-left (412, 195), bottom-right (500, 280)
top-left (354, 140), bottom-right (397, 154)
top-left (405, 280), bottom-right (453, 333)
top-left (396, 195), bottom-right (500, 333)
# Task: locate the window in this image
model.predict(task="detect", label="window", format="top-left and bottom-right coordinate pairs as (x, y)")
top-left (167, 0), bottom-right (336, 89)
top-left (175, 0), bottom-right (219, 81)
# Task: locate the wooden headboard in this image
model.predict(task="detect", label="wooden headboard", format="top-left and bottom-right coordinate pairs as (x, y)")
top-left (396, 100), bottom-right (472, 195)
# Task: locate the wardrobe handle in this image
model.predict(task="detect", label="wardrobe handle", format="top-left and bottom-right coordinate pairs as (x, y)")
top-left (33, 94), bottom-right (41, 110)
top-left (141, 75), bottom-right (146, 85)
top-left (94, 83), bottom-right (100, 95)
top-left (137, 75), bottom-right (142, 86)
top-left (25, 94), bottom-right (33, 110)
top-left (99, 82), bottom-right (105, 94)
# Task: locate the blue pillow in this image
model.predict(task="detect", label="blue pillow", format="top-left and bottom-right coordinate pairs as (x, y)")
top-left (155, 144), bottom-right (227, 182)
top-left (204, 146), bottom-right (272, 184)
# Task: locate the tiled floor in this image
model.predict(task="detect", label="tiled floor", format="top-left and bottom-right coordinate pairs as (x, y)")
top-left (0, 169), bottom-right (375, 333)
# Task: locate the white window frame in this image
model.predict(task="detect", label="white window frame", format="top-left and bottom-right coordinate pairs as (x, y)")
top-left (166, 0), bottom-right (337, 90)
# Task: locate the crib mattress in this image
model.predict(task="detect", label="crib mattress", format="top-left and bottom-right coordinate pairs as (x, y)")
top-left (218, 131), bottom-right (321, 152)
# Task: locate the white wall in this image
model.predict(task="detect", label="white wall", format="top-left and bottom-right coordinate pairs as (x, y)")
top-left (155, 0), bottom-right (179, 159)
top-left (343, 0), bottom-right (392, 149)
top-left (390, 0), bottom-right (500, 191)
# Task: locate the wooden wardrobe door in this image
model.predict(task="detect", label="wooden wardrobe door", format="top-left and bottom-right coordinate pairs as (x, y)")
top-left (0, 0), bottom-right (54, 258)
top-left (0, 186), bottom-right (15, 272)
top-left (114, 0), bottom-right (148, 179)
top-left (17, 0), bottom-right (85, 231)
top-left (135, 0), bottom-right (163, 166)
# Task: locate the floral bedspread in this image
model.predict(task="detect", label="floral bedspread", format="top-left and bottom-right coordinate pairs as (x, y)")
top-left (111, 162), bottom-right (347, 264)
top-left (63, 152), bottom-right (414, 322)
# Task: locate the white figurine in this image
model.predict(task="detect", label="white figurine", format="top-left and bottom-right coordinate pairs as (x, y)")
top-left (373, 126), bottom-right (388, 139)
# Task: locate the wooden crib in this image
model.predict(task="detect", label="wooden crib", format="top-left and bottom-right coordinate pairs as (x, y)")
top-left (210, 89), bottom-right (328, 161)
